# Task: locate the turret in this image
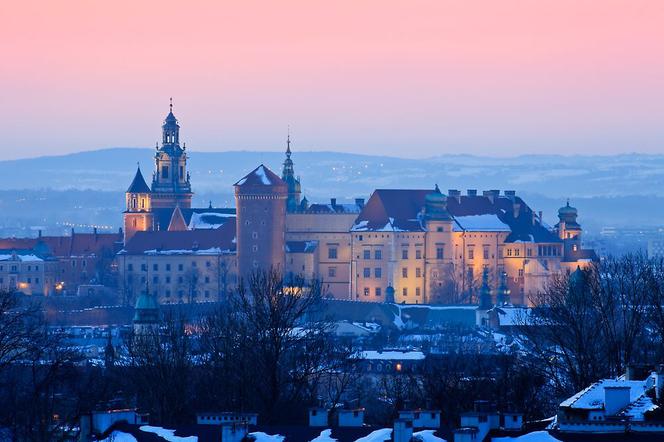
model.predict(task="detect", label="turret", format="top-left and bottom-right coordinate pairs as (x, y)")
top-left (281, 131), bottom-right (302, 213)
top-left (556, 199), bottom-right (582, 258)
top-left (424, 185), bottom-right (454, 304)
top-left (133, 288), bottom-right (160, 336)
top-left (123, 166), bottom-right (153, 244)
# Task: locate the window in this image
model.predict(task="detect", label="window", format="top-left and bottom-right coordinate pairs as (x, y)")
top-left (437, 226), bottom-right (443, 232)
top-left (374, 250), bottom-right (382, 260)
top-left (483, 248), bottom-right (489, 260)
top-left (192, 261), bottom-right (197, 267)
top-left (518, 269), bottom-right (524, 277)
top-left (402, 267), bottom-right (408, 278)
top-left (27, 266), bottom-right (31, 271)
top-left (141, 264), bottom-right (147, 271)
top-left (375, 287), bottom-right (382, 296)
top-left (178, 276), bottom-right (184, 284)
top-left (204, 276), bottom-right (210, 283)
top-left (416, 287), bottom-right (421, 296)
top-left (328, 267), bottom-right (336, 278)
top-left (153, 276), bottom-right (158, 284)
top-left (165, 290), bottom-right (171, 297)
top-left (162, 166), bottom-right (169, 178)
top-left (180, 166), bottom-right (184, 178)
top-left (416, 250), bottom-right (422, 259)
top-left (205, 290), bottom-right (210, 298)
top-left (166, 276), bottom-right (171, 283)
top-left (514, 249), bottom-right (520, 257)
top-left (328, 248), bottom-right (338, 259)
top-left (507, 249), bottom-right (513, 257)
top-left (363, 287), bottom-right (370, 296)
top-left (166, 264), bottom-right (171, 271)
top-left (468, 248), bottom-right (474, 260)
top-left (527, 248), bottom-right (532, 257)
top-left (141, 276), bottom-right (146, 283)
top-left (436, 247), bottom-right (444, 259)
top-left (178, 264), bottom-right (184, 271)
top-left (153, 264), bottom-right (158, 271)
top-left (402, 249), bottom-right (408, 260)
top-left (35, 278), bottom-right (39, 284)
top-left (374, 267), bottom-right (382, 278)
top-left (27, 278), bottom-right (31, 283)
top-left (128, 263), bottom-right (134, 271)
top-left (416, 268), bottom-right (421, 278)
top-left (363, 249), bottom-right (370, 260)
top-left (363, 268), bottom-right (371, 278)
top-left (402, 287), bottom-right (408, 296)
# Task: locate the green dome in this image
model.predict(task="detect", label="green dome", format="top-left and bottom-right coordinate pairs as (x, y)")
top-left (424, 185), bottom-right (452, 222)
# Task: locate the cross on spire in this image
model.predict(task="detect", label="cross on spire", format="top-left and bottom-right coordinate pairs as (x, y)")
top-left (286, 126), bottom-right (292, 158)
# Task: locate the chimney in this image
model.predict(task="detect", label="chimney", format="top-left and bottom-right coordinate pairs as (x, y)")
top-left (71, 227), bottom-right (75, 237)
top-left (393, 419), bottom-right (413, 442)
top-left (504, 190), bottom-right (516, 200)
top-left (330, 198), bottom-right (337, 207)
top-left (531, 211), bottom-right (536, 226)
top-left (355, 198), bottom-right (365, 208)
top-left (513, 202), bottom-right (521, 219)
top-left (448, 189), bottom-right (461, 203)
top-left (483, 190), bottom-right (499, 204)
top-left (467, 189), bottom-right (477, 197)
top-left (93, 227), bottom-right (98, 238)
top-left (538, 211), bottom-right (543, 224)
top-left (604, 385), bottom-right (631, 416)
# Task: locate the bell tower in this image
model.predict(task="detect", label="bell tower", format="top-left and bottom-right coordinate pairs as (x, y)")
top-left (124, 166), bottom-right (153, 244)
top-left (151, 99), bottom-right (193, 209)
top-left (281, 130), bottom-right (301, 212)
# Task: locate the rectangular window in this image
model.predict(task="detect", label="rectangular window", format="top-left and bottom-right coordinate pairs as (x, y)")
top-left (328, 267), bottom-right (336, 278)
top-left (416, 268), bottom-right (421, 278)
top-left (374, 250), bottom-right (382, 260)
top-left (515, 249), bottom-right (520, 257)
top-left (483, 248), bottom-right (489, 260)
top-left (166, 276), bottom-right (171, 283)
top-left (153, 264), bottom-right (158, 271)
top-left (402, 267), bottom-right (408, 278)
top-left (153, 276), bottom-right (158, 284)
top-left (415, 250), bottom-right (422, 259)
top-left (178, 264), bottom-right (184, 271)
top-left (436, 247), bottom-right (444, 259)
top-left (363, 287), bottom-right (370, 296)
top-left (507, 249), bottom-right (513, 257)
top-left (206, 261), bottom-right (211, 267)
top-left (402, 287), bottom-right (408, 296)
top-left (205, 276), bottom-right (210, 283)
top-left (166, 264), bottom-right (171, 271)
top-left (518, 269), bottom-right (524, 277)
top-left (363, 268), bottom-right (371, 278)
top-left (128, 263), bottom-right (134, 271)
top-left (468, 248), bottom-right (474, 260)
top-left (363, 249), bottom-right (371, 260)
top-left (328, 248), bottom-right (338, 259)
top-left (375, 267), bottom-right (382, 278)
top-left (141, 264), bottom-right (147, 271)
top-left (402, 249), bottom-right (408, 260)
top-left (375, 287), bottom-right (382, 297)
top-left (527, 248), bottom-right (532, 257)
top-left (416, 287), bottom-right (421, 296)
top-left (162, 165), bottom-right (169, 178)
top-left (192, 261), bottom-right (197, 267)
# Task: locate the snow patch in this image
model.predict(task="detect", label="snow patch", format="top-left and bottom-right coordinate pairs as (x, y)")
top-left (453, 214), bottom-right (510, 232)
top-left (139, 425), bottom-right (197, 442)
top-left (493, 431), bottom-right (562, 442)
top-left (249, 431), bottom-right (285, 442)
top-left (356, 350), bottom-right (425, 360)
top-left (99, 431), bottom-right (138, 442)
top-left (255, 166), bottom-right (272, 185)
top-left (413, 429), bottom-right (446, 442)
top-left (310, 429), bottom-right (337, 442)
top-left (355, 428), bottom-right (392, 442)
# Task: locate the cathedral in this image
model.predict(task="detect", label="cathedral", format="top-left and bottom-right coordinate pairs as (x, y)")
top-left (119, 106), bottom-right (597, 306)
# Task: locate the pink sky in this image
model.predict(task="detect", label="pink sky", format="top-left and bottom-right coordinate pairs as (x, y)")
top-left (1, 0), bottom-right (664, 159)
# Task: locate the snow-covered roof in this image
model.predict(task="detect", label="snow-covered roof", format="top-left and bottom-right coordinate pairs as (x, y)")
top-left (491, 307), bottom-right (531, 326)
top-left (188, 211), bottom-right (234, 230)
top-left (560, 378), bottom-right (650, 410)
top-left (453, 214), bottom-right (511, 232)
top-left (0, 253), bottom-right (43, 262)
top-left (356, 350), bottom-right (425, 361)
top-left (493, 431), bottom-right (561, 442)
top-left (140, 425), bottom-right (197, 441)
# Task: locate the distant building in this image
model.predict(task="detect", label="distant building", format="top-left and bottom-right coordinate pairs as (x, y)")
top-left (118, 106), bottom-right (597, 307)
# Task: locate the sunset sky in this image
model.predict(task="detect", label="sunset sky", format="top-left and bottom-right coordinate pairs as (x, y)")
top-left (1, 0), bottom-right (664, 159)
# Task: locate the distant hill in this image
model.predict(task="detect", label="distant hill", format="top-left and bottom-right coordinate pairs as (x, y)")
top-left (1, 148), bottom-right (664, 233)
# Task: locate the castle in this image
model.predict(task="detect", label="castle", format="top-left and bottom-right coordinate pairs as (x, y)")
top-left (118, 106), bottom-right (597, 306)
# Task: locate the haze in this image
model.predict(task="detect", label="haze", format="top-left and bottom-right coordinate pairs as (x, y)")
top-left (1, 0), bottom-right (664, 160)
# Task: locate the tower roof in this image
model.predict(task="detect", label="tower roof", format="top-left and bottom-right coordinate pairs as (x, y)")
top-left (127, 166), bottom-right (151, 193)
top-left (133, 291), bottom-right (159, 324)
top-left (234, 164), bottom-right (287, 189)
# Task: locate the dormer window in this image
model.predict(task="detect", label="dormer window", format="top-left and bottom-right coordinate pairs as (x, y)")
top-left (162, 166), bottom-right (169, 179)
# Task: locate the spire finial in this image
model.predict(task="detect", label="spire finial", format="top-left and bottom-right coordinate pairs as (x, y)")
top-left (169, 97), bottom-right (173, 113)
top-left (566, 198), bottom-right (570, 207)
top-left (286, 126), bottom-right (291, 157)
top-left (435, 183), bottom-right (440, 193)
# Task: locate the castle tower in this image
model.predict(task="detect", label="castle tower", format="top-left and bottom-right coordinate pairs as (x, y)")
top-left (556, 200), bottom-right (582, 257)
top-left (150, 100), bottom-right (193, 209)
top-left (281, 132), bottom-right (302, 213)
top-left (234, 164), bottom-right (288, 281)
top-left (423, 185), bottom-right (454, 304)
top-left (124, 166), bottom-right (153, 244)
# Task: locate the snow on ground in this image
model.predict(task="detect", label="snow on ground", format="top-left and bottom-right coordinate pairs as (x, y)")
top-left (99, 431), bottom-right (138, 442)
top-left (139, 425), bottom-right (197, 442)
top-left (249, 431), bottom-right (285, 442)
top-left (413, 429), bottom-right (446, 442)
top-left (493, 431), bottom-right (562, 442)
top-left (310, 429), bottom-right (337, 442)
top-left (355, 428), bottom-right (392, 442)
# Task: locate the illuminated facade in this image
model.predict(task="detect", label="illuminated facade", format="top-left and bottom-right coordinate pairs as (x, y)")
top-left (119, 109), bottom-right (597, 306)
